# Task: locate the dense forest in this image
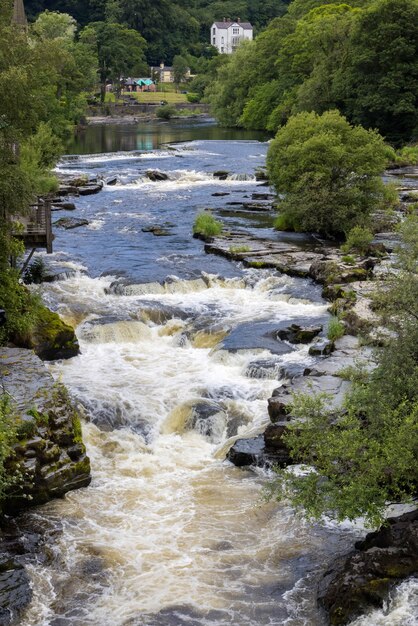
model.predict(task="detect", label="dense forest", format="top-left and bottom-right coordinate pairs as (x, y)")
top-left (208, 0), bottom-right (418, 145)
top-left (24, 0), bottom-right (290, 64)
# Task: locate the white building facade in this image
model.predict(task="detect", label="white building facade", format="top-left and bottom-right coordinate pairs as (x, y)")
top-left (210, 20), bottom-right (253, 54)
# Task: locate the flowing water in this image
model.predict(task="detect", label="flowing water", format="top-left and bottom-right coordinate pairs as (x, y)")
top-left (20, 120), bottom-right (417, 626)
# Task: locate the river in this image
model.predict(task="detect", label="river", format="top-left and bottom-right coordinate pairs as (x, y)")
top-left (21, 119), bottom-right (417, 626)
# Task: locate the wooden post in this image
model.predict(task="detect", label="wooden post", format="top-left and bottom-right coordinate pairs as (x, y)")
top-left (45, 199), bottom-right (53, 254)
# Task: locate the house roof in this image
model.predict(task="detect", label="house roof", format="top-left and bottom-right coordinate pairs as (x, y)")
top-left (124, 77), bottom-right (155, 85)
top-left (213, 21), bottom-right (253, 30)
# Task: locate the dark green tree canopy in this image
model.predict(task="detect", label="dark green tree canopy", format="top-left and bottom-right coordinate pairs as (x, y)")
top-left (266, 110), bottom-right (393, 236)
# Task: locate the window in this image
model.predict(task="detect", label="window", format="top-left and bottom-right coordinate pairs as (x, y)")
top-left (212, 27), bottom-right (216, 35)
top-left (213, 37), bottom-right (216, 45)
top-left (221, 36), bottom-right (224, 44)
top-left (232, 27), bottom-right (239, 34)
top-left (221, 47), bottom-right (224, 53)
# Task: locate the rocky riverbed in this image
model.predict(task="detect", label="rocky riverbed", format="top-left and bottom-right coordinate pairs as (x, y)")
top-left (0, 348), bottom-right (91, 625)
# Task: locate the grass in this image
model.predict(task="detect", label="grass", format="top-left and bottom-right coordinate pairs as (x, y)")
top-left (327, 317), bottom-right (345, 341)
top-left (229, 245), bottom-right (251, 254)
top-left (122, 90), bottom-right (191, 104)
top-left (193, 213), bottom-right (223, 237)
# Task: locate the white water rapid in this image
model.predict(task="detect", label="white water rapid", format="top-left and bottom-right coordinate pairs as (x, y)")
top-left (20, 269), bottom-right (359, 626)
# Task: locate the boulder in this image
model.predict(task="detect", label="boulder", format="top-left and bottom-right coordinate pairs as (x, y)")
top-left (13, 304), bottom-right (79, 361)
top-left (78, 183), bottom-right (103, 196)
top-left (0, 348), bottom-right (91, 513)
top-left (227, 423), bottom-right (293, 468)
top-left (0, 558), bottom-right (32, 626)
top-left (212, 192), bottom-right (230, 197)
top-left (51, 202), bottom-right (76, 211)
top-left (318, 509), bottom-right (418, 625)
top-left (277, 323), bottom-right (323, 344)
top-left (145, 170), bottom-right (169, 182)
top-left (141, 225), bottom-right (171, 236)
top-left (53, 217), bottom-right (89, 230)
top-left (213, 170), bottom-right (229, 180)
top-left (309, 337), bottom-right (335, 356)
top-left (268, 376), bottom-right (351, 422)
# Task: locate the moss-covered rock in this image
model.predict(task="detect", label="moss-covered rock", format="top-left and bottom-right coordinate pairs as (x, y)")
top-left (318, 509), bottom-right (418, 625)
top-left (13, 304), bottom-right (79, 361)
top-left (0, 348), bottom-right (91, 514)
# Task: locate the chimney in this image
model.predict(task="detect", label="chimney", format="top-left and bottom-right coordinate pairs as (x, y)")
top-left (12, 0), bottom-right (28, 29)
top-left (160, 62), bottom-right (164, 69)
top-left (223, 17), bottom-right (226, 22)
top-left (237, 17), bottom-right (241, 23)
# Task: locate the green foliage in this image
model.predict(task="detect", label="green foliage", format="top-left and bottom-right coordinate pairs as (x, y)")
top-left (172, 55), bottom-right (189, 86)
top-left (0, 395), bottom-right (21, 511)
top-left (341, 255), bottom-right (356, 265)
top-left (327, 316), bottom-right (345, 341)
top-left (156, 104), bottom-right (176, 120)
top-left (394, 145), bottom-right (418, 167)
top-left (229, 245), bottom-right (251, 253)
top-left (341, 226), bottom-right (374, 254)
top-left (337, 0), bottom-right (418, 144)
top-left (23, 257), bottom-right (47, 285)
top-left (25, 0), bottom-right (290, 65)
top-left (32, 10), bottom-right (77, 43)
top-left (193, 212), bottom-right (223, 237)
top-left (269, 221), bottom-right (418, 525)
top-left (274, 213), bottom-right (294, 231)
top-left (186, 93), bottom-right (200, 104)
top-left (80, 21), bottom-right (147, 102)
top-left (267, 110), bottom-right (393, 236)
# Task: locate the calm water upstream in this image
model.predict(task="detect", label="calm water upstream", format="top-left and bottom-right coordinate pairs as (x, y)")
top-left (20, 119), bottom-right (417, 626)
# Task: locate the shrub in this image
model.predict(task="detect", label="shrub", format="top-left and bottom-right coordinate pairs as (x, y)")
top-left (327, 316), bottom-right (345, 341)
top-left (156, 104), bottom-right (176, 120)
top-left (274, 213), bottom-right (294, 231)
top-left (23, 257), bottom-right (47, 285)
top-left (394, 144), bottom-right (418, 167)
top-left (187, 93), bottom-right (200, 103)
top-left (341, 255), bottom-right (356, 265)
top-left (0, 395), bottom-right (21, 510)
top-left (193, 212), bottom-right (223, 237)
top-left (267, 110), bottom-right (393, 237)
top-left (341, 226), bottom-right (374, 254)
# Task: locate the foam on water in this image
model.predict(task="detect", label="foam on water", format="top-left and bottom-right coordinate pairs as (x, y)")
top-left (20, 268), bottom-right (358, 626)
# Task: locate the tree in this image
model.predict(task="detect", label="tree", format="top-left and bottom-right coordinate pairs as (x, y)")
top-left (336, 0), bottom-right (418, 144)
top-left (32, 9), bottom-right (76, 42)
top-left (269, 216), bottom-right (418, 526)
top-left (266, 110), bottom-right (393, 237)
top-left (172, 54), bottom-right (189, 90)
top-left (80, 21), bottom-right (147, 101)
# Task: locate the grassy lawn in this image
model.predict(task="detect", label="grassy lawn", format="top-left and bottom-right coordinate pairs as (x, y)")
top-left (123, 91), bottom-right (190, 104)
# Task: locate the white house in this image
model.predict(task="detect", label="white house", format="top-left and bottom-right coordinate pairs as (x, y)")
top-left (210, 19), bottom-right (253, 54)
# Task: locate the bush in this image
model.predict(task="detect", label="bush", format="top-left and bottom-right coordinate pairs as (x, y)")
top-left (393, 144), bottom-right (418, 167)
top-left (187, 93), bottom-right (200, 103)
top-left (156, 104), bottom-right (176, 120)
top-left (193, 212), bottom-right (223, 237)
top-left (327, 316), bottom-right (345, 341)
top-left (274, 214), bottom-right (294, 231)
top-left (23, 257), bottom-right (47, 285)
top-left (341, 226), bottom-right (374, 254)
top-left (266, 110), bottom-right (393, 237)
top-left (0, 395), bottom-right (20, 511)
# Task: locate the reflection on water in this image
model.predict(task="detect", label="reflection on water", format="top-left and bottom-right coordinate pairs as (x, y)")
top-left (67, 118), bottom-right (270, 155)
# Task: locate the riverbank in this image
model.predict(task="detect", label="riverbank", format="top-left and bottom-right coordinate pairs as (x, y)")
top-left (195, 170), bottom-right (418, 624)
top-left (85, 102), bottom-right (210, 126)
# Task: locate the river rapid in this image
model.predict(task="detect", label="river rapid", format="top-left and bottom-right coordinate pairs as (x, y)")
top-left (21, 119), bottom-right (417, 626)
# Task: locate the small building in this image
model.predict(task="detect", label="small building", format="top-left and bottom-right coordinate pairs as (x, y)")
top-left (210, 19), bottom-right (253, 54)
top-left (122, 77), bottom-right (156, 93)
top-left (150, 63), bottom-right (191, 84)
